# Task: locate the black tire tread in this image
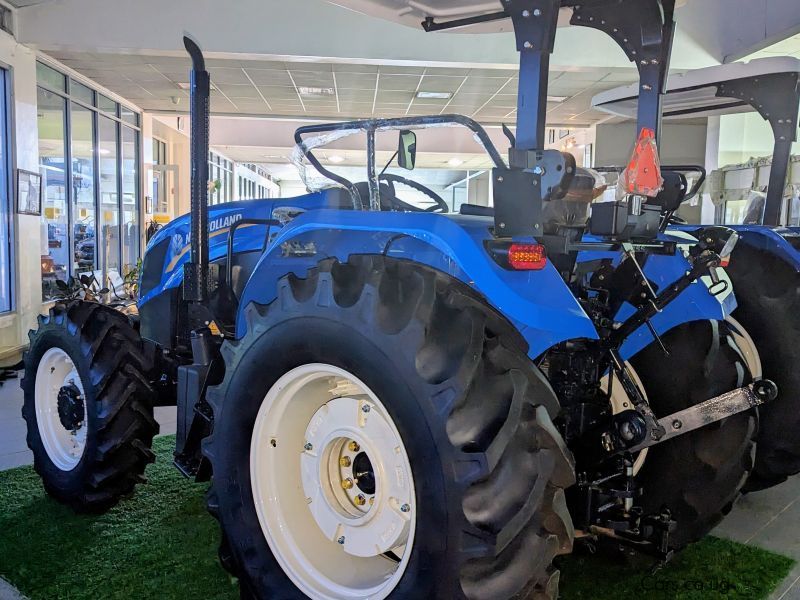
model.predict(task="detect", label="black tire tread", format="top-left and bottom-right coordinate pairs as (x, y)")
top-left (20, 301), bottom-right (159, 513)
top-left (630, 319), bottom-right (756, 549)
top-left (204, 256), bottom-right (575, 599)
top-left (726, 240), bottom-right (800, 490)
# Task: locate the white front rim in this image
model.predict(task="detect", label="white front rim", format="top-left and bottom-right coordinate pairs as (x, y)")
top-left (250, 364), bottom-right (416, 600)
top-left (34, 347), bottom-right (88, 471)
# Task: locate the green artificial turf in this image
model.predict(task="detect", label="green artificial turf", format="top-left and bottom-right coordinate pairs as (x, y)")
top-left (0, 435), bottom-right (794, 599)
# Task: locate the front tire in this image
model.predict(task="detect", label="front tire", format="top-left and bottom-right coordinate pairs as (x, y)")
top-left (630, 320), bottom-right (756, 549)
top-left (21, 302), bottom-right (159, 513)
top-left (205, 256), bottom-right (575, 599)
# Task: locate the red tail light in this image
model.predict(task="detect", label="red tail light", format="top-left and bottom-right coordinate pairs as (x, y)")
top-left (508, 243), bottom-right (547, 270)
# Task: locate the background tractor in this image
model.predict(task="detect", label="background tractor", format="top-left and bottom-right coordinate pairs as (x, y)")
top-left (593, 57), bottom-right (800, 492)
top-left (20, 1), bottom-right (779, 598)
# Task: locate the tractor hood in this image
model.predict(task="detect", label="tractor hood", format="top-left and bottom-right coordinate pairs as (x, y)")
top-left (325, 0), bottom-right (573, 32)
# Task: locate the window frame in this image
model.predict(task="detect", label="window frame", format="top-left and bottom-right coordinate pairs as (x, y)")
top-left (36, 60), bottom-right (142, 296)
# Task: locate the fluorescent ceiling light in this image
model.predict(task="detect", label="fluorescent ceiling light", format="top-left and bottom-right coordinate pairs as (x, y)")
top-left (417, 91), bottom-right (453, 100)
top-left (448, 157), bottom-right (464, 167)
top-left (547, 95), bottom-right (567, 103)
top-left (298, 86), bottom-right (335, 96)
top-left (328, 155), bottom-right (345, 163)
top-left (99, 148), bottom-right (110, 155)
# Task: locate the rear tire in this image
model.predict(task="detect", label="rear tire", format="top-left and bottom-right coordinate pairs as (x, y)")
top-left (21, 302), bottom-right (158, 513)
top-left (630, 320), bottom-right (755, 549)
top-left (205, 256), bottom-right (575, 599)
top-left (726, 241), bottom-right (800, 491)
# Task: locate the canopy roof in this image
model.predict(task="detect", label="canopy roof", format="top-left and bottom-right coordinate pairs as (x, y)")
top-left (592, 57), bottom-right (800, 120)
top-left (325, 0), bottom-right (573, 32)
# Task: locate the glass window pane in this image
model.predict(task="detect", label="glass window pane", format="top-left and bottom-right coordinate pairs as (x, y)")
top-left (38, 87), bottom-right (69, 299)
top-left (98, 94), bottom-right (118, 115)
top-left (36, 62), bottom-right (66, 92)
top-left (70, 102), bottom-right (96, 277)
top-left (70, 80), bottom-right (94, 106)
top-left (121, 105), bottom-right (139, 127)
top-left (121, 126), bottom-right (139, 268)
top-left (98, 115), bottom-right (119, 278)
top-left (0, 70), bottom-right (9, 312)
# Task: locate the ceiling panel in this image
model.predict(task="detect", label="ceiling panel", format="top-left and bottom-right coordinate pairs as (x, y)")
top-left (44, 50), bottom-right (643, 126)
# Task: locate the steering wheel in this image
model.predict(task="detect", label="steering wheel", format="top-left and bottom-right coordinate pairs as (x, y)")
top-left (379, 173), bottom-right (449, 213)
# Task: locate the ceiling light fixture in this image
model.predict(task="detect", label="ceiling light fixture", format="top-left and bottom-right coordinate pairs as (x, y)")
top-left (447, 157), bottom-right (464, 167)
top-left (328, 155), bottom-right (345, 164)
top-left (298, 86), bottom-right (335, 97)
top-left (547, 95), bottom-right (568, 103)
top-left (417, 91), bottom-right (453, 100)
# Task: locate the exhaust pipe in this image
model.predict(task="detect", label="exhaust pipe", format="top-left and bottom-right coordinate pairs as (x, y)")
top-left (183, 36), bottom-right (210, 302)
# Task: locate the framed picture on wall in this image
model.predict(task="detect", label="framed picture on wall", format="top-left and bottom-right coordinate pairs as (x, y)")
top-left (17, 169), bottom-right (42, 216)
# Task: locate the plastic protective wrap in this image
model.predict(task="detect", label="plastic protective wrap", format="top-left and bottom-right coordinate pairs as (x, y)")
top-left (541, 168), bottom-right (608, 233)
top-left (617, 128), bottom-right (664, 200)
top-left (291, 128), bottom-right (363, 202)
top-left (291, 121), bottom-right (506, 210)
top-left (742, 190), bottom-right (767, 224)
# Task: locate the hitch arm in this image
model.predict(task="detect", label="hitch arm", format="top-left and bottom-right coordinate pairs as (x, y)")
top-left (624, 380), bottom-right (777, 454)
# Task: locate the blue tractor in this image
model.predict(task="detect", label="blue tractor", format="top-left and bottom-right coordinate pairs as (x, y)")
top-left (20, 1), bottom-right (779, 598)
top-left (592, 56), bottom-right (800, 492)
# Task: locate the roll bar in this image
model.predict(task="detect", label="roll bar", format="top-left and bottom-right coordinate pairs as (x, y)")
top-left (294, 114), bottom-right (507, 211)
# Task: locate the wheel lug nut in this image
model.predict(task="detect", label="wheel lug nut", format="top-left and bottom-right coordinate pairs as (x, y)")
top-left (361, 404), bottom-right (371, 413)
top-left (339, 456), bottom-right (351, 467)
top-left (341, 478), bottom-right (354, 490)
top-left (355, 494), bottom-right (367, 506)
top-left (400, 503), bottom-right (411, 513)
top-left (337, 536), bottom-right (345, 545)
top-left (369, 497), bottom-right (375, 506)
top-left (304, 442), bottom-right (313, 451)
top-left (348, 441), bottom-right (360, 452)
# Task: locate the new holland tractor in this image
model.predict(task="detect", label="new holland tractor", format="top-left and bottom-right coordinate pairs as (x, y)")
top-left (592, 56), bottom-right (800, 492)
top-left (21, 1), bottom-right (781, 598)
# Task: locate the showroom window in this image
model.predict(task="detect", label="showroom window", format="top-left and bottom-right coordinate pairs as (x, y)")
top-left (208, 151), bottom-right (233, 204)
top-left (36, 61), bottom-right (142, 300)
top-left (0, 69), bottom-right (10, 313)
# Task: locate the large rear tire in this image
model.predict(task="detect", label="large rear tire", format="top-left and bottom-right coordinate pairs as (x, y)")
top-left (21, 302), bottom-right (159, 513)
top-left (629, 320), bottom-right (756, 549)
top-left (205, 256), bottom-right (575, 599)
top-left (725, 241), bottom-right (800, 491)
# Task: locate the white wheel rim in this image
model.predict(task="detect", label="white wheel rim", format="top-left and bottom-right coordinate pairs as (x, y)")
top-left (726, 316), bottom-right (762, 380)
top-left (34, 347), bottom-right (88, 471)
top-left (250, 364), bottom-right (416, 600)
top-left (602, 363), bottom-right (649, 476)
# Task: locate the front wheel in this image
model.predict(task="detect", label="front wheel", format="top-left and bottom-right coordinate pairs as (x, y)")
top-left (205, 257), bottom-right (575, 599)
top-left (21, 302), bottom-right (159, 512)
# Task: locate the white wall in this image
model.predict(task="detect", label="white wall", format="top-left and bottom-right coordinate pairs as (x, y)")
top-left (718, 112), bottom-right (800, 166)
top-left (594, 121), bottom-right (709, 223)
top-left (0, 29), bottom-right (42, 361)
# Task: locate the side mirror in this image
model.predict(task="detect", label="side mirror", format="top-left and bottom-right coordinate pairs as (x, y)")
top-left (397, 130), bottom-right (417, 171)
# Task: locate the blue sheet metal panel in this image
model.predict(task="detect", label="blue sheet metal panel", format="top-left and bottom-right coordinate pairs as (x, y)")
top-left (237, 208), bottom-right (599, 359)
top-left (577, 231), bottom-right (735, 360)
top-left (139, 194), bottom-right (336, 306)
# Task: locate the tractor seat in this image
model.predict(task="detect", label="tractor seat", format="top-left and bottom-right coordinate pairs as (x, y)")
top-left (353, 182), bottom-right (397, 210)
top-left (459, 204), bottom-right (494, 217)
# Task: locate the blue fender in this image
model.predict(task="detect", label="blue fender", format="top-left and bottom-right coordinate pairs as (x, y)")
top-left (238, 207), bottom-right (599, 359)
top-left (577, 230), bottom-right (737, 360)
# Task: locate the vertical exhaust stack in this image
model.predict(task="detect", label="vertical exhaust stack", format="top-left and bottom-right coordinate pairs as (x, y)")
top-left (183, 36), bottom-right (210, 302)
